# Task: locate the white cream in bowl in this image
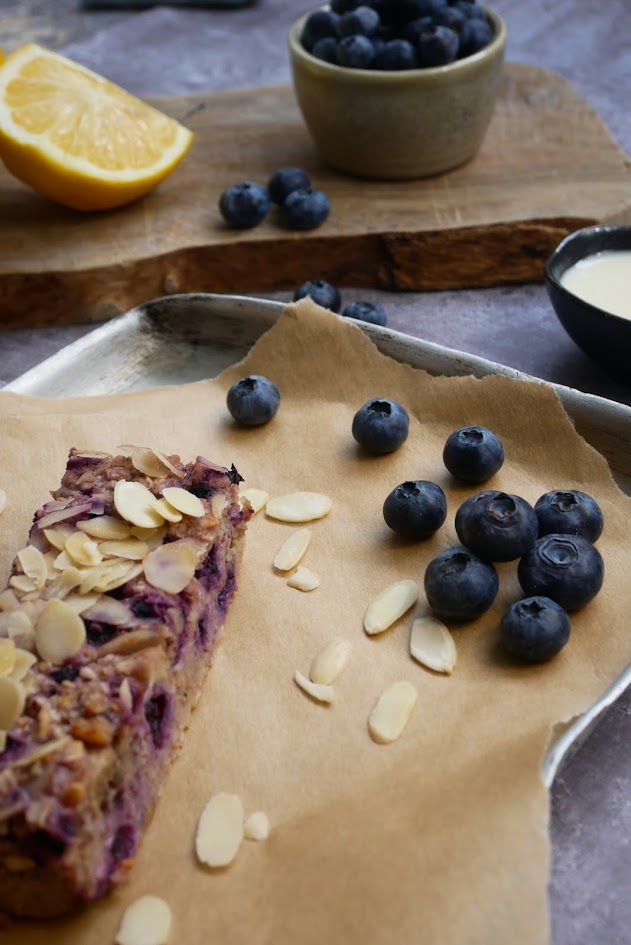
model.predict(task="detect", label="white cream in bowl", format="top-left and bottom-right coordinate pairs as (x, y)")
top-left (560, 250), bottom-right (631, 320)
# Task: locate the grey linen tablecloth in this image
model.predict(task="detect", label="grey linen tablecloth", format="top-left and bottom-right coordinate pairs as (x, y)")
top-left (1, 2), bottom-right (631, 942)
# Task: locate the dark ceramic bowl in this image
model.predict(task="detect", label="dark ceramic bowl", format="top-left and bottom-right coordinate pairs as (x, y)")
top-left (544, 225), bottom-right (631, 381)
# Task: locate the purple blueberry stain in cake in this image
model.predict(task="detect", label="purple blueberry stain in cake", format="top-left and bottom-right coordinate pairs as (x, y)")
top-left (195, 544), bottom-right (221, 591)
top-left (129, 589), bottom-right (173, 622)
top-left (110, 823), bottom-right (137, 863)
top-left (85, 622), bottom-right (119, 647)
top-left (144, 688), bottom-right (173, 750)
top-left (217, 568), bottom-right (236, 616)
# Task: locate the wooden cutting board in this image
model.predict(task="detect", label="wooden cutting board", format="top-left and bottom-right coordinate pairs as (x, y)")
top-left (1, 63), bottom-right (630, 329)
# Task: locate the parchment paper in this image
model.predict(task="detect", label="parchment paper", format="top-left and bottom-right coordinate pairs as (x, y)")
top-left (1, 301), bottom-right (630, 945)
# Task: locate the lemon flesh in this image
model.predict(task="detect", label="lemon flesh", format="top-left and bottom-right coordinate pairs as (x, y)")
top-left (0, 43), bottom-right (193, 211)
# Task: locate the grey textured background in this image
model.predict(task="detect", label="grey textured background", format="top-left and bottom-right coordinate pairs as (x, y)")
top-left (1, 2), bottom-right (631, 942)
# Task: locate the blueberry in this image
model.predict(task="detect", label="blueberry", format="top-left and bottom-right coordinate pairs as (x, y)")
top-left (219, 181), bottom-right (270, 229)
top-left (417, 25), bottom-right (460, 66)
top-left (338, 5), bottom-right (381, 37)
top-left (424, 545), bottom-right (499, 621)
top-left (312, 36), bottom-right (339, 63)
top-left (402, 0), bottom-right (447, 19)
top-left (341, 300), bottom-right (388, 325)
top-left (374, 37), bottom-right (418, 69)
top-left (226, 375), bottom-right (280, 427)
top-left (293, 279), bottom-right (341, 312)
top-left (454, 488), bottom-right (499, 539)
top-left (352, 398), bottom-right (410, 454)
top-left (458, 16), bottom-right (493, 57)
top-left (401, 15), bottom-right (435, 44)
top-left (267, 167), bottom-right (310, 205)
top-left (534, 490), bottom-right (604, 544)
top-left (518, 534), bottom-right (604, 611)
top-left (383, 480), bottom-right (447, 539)
top-left (280, 187), bottom-right (331, 230)
top-left (456, 491), bottom-right (538, 562)
top-left (452, 0), bottom-right (488, 19)
top-left (434, 6), bottom-right (467, 32)
top-left (443, 425), bottom-right (504, 483)
top-left (336, 34), bottom-right (376, 68)
top-left (300, 9), bottom-right (341, 51)
top-left (501, 597), bottom-right (571, 663)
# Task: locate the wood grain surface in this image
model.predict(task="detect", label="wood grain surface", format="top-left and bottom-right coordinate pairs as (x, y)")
top-left (1, 63), bottom-right (630, 329)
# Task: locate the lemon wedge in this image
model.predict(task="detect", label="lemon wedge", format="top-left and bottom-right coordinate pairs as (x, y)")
top-left (0, 43), bottom-right (193, 211)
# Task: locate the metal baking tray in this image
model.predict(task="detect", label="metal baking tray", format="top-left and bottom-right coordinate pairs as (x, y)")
top-left (6, 292), bottom-right (631, 786)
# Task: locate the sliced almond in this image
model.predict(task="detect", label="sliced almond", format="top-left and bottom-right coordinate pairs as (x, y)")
top-left (266, 492), bottom-right (331, 523)
top-left (196, 793), bottom-right (244, 868)
top-left (0, 676), bottom-right (26, 730)
top-left (244, 811), bottom-right (270, 841)
top-left (81, 596), bottom-right (130, 626)
top-left (17, 546), bottom-right (48, 590)
top-left (36, 502), bottom-right (92, 530)
top-left (115, 895), bottom-right (173, 945)
top-left (294, 670), bottom-right (334, 704)
top-left (119, 678), bottom-right (133, 711)
top-left (43, 524), bottom-right (76, 551)
top-left (65, 531), bottom-right (103, 567)
top-left (161, 487), bottom-right (204, 519)
top-left (286, 566), bottom-right (320, 592)
top-left (77, 516), bottom-right (132, 541)
top-left (0, 639), bottom-right (16, 676)
top-left (12, 737), bottom-right (70, 768)
top-left (114, 480), bottom-right (164, 528)
top-left (0, 589), bottom-right (21, 612)
top-left (273, 528), bottom-right (311, 572)
top-left (152, 498), bottom-right (183, 524)
top-left (10, 648), bottom-right (37, 681)
top-left (368, 681), bottom-right (418, 745)
top-left (42, 567), bottom-right (84, 601)
top-left (53, 549), bottom-right (75, 572)
top-left (61, 592), bottom-right (102, 615)
top-left (0, 487), bottom-right (7, 515)
top-left (211, 494), bottom-right (226, 520)
top-left (99, 539), bottom-right (149, 561)
top-left (363, 579), bottom-right (419, 636)
top-left (310, 637), bottom-right (352, 685)
top-left (9, 574), bottom-right (38, 595)
top-left (131, 448), bottom-right (174, 479)
top-left (73, 449), bottom-right (110, 459)
top-left (144, 540), bottom-right (197, 594)
top-left (410, 616), bottom-right (457, 674)
top-left (239, 488), bottom-right (268, 515)
top-left (0, 609), bottom-right (32, 635)
top-left (96, 562), bottom-right (143, 593)
top-left (131, 524), bottom-right (167, 551)
top-left (35, 599), bottom-right (86, 665)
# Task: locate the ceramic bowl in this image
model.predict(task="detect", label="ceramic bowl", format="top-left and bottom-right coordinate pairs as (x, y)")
top-left (544, 224), bottom-right (631, 380)
top-left (288, 6), bottom-right (506, 180)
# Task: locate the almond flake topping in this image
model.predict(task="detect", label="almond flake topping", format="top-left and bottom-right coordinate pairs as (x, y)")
top-left (0, 589), bottom-right (20, 612)
top-left (286, 566), bottom-right (320, 592)
top-left (81, 596), bottom-right (131, 625)
top-left (17, 546), bottom-right (48, 590)
top-left (244, 811), bottom-right (270, 841)
top-left (363, 579), bottom-right (419, 636)
top-left (196, 793), bottom-right (244, 868)
top-left (0, 488), bottom-right (6, 515)
top-left (114, 480), bottom-right (164, 528)
top-left (144, 540), bottom-right (198, 594)
top-left (43, 567), bottom-right (84, 601)
top-left (211, 494), bottom-right (226, 520)
top-left (368, 681), bottom-right (418, 744)
top-left (119, 678), bottom-right (133, 711)
top-left (131, 448), bottom-right (174, 479)
top-left (273, 528), bottom-right (311, 572)
top-left (266, 492), bottom-right (332, 523)
top-left (161, 487), bottom-right (204, 518)
top-left (61, 592), bottom-right (102, 615)
top-left (294, 670), bottom-right (334, 704)
top-left (35, 599), bottom-right (86, 665)
top-left (9, 574), bottom-right (38, 595)
top-left (410, 616), bottom-right (457, 674)
top-left (0, 676), bottom-right (26, 730)
top-left (131, 524), bottom-right (167, 551)
top-left (0, 638), bottom-right (16, 676)
top-left (310, 637), bottom-right (352, 685)
top-left (99, 539), bottom-right (149, 561)
top-left (43, 523), bottom-right (77, 550)
top-left (65, 531), bottom-right (103, 567)
top-left (115, 895), bottom-right (173, 945)
top-left (10, 648), bottom-right (37, 681)
top-left (152, 498), bottom-right (182, 523)
top-left (77, 516), bottom-right (132, 541)
top-left (239, 488), bottom-right (268, 515)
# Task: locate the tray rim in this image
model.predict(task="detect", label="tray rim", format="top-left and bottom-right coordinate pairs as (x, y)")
top-left (4, 290), bottom-right (631, 787)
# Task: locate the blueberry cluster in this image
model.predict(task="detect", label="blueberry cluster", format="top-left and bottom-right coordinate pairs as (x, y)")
top-left (300, 0), bottom-right (494, 71)
top-left (219, 167), bottom-right (330, 231)
top-left (293, 278), bottom-right (388, 326)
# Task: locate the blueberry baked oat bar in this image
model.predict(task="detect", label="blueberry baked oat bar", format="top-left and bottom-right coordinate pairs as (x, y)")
top-left (0, 447), bottom-right (251, 918)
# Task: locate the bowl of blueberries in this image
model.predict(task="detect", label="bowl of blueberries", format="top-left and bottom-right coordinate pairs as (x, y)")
top-left (288, 0), bottom-right (507, 179)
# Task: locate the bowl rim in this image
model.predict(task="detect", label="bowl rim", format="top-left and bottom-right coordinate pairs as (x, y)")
top-left (544, 224), bottom-right (631, 328)
top-left (288, 4), bottom-right (507, 82)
